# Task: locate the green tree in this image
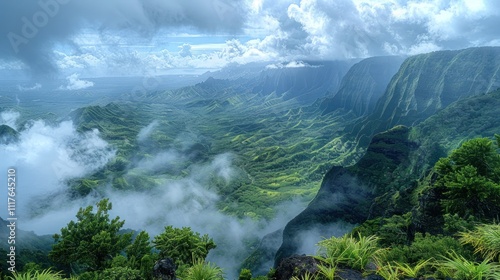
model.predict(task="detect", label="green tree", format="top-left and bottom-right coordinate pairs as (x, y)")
top-left (435, 137), bottom-right (500, 219)
top-left (126, 231), bottom-right (152, 268)
top-left (49, 199), bottom-right (132, 272)
top-left (238, 268), bottom-right (252, 280)
top-left (153, 226), bottom-right (216, 267)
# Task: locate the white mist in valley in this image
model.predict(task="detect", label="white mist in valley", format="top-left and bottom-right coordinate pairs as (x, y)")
top-left (0, 116), bottom-right (305, 278)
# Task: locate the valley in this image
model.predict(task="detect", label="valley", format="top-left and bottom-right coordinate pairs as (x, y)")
top-left (2, 46), bottom-right (500, 279)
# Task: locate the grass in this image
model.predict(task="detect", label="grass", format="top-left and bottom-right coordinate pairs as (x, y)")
top-left (459, 223), bottom-right (500, 261)
top-left (438, 251), bottom-right (500, 280)
top-left (182, 259), bottom-right (224, 280)
top-left (7, 268), bottom-right (65, 280)
top-left (316, 233), bottom-right (385, 271)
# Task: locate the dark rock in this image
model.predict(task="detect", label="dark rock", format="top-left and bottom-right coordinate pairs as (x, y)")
top-left (0, 124), bottom-right (19, 144)
top-left (335, 268), bottom-right (384, 280)
top-left (275, 126), bottom-right (418, 266)
top-left (241, 229), bottom-right (283, 276)
top-left (153, 258), bottom-right (177, 280)
top-left (274, 255), bottom-right (320, 280)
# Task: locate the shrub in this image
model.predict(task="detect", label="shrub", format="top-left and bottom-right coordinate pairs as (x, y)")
top-left (316, 233), bottom-right (384, 271)
top-left (459, 223), bottom-right (500, 261)
top-left (7, 268), bottom-right (64, 280)
top-left (438, 251), bottom-right (500, 280)
top-left (182, 259), bottom-right (224, 280)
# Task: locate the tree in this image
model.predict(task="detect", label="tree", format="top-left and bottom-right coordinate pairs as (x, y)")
top-left (435, 137), bottom-right (500, 219)
top-left (126, 231), bottom-right (152, 266)
top-left (153, 226), bottom-right (216, 267)
top-left (49, 199), bottom-right (132, 272)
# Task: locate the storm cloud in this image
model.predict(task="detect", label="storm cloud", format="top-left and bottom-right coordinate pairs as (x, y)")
top-left (0, 0), bottom-right (247, 76)
top-left (1, 0), bottom-right (500, 77)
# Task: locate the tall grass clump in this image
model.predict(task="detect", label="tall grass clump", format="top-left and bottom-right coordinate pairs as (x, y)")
top-left (316, 233), bottom-right (385, 271)
top-left (182, 259), bottom-right (224, 280)
top-left (438, 251), bottom-right (500, 280)
top-left (459, 223), bottom-right (500, 261)
top-left (7, 268), bottom-right (64, 280)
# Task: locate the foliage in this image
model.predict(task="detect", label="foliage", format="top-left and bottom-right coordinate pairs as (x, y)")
top-left (126, 231), bottom-right (152, 268)
top-left (153, 226), bottom-right (216, 267)
top-left (7, 268), bottom-right (64, 280)
top-left (374, 262), bottom-right (400, 280)
top-left (383, 233), bottom-right (469, 265)
top-left (354, 213), bottom-right (413, 247)
top-left (391, 258), bottom-right (432, 278)
top-left (443, 213), bottom-right (478, 235)
top-left (438, 251), bottom-right (500, 280)
top-left (435, 137), bottom-right (500, 219)
top-left (238, 268), bottom-right (252, 280)
top-left (291, 270), bottom-right (317, 280)
top-left (315, 263), bottom-right (335, 280)
top-left (181, 259), bottom-right (224, 280)
top-left (49, 199), bottom-right (132, 272)
top-left (315, 233), bottom-right (384, 271)
top-left (97, 267), bottom-right (142, 280)
top-left (459, 223), bottom-right (500, 261)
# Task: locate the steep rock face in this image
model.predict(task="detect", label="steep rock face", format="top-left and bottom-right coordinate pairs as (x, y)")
top-left (320, 56), bottom-right (405, 117)
top-left (274, 126), bottom-right (417, 265)
top-left (274, 89), bottom-right (500, 266)
top-left (0, 124), bottom-right (19, 144)
top-left (354, 47), bottom-right (500, 145)
top-left (252, 61), bottom-right (355, 104)
top-left (241, 229), bottom-right (283, 276)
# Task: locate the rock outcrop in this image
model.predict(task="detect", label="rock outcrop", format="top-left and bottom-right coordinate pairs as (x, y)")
top-left (320, 56), bottom-right (405, 117)
top-left (275, 126), bottom-right (418, 265)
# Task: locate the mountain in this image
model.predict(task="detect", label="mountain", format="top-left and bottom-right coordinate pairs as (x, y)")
top-left (274, 87), bottom-right (500, 266)
top-left (251, 61), bottom-right (356, 104)
top-left (352, 47), bottom-right (500, 147)
top-left (274, 125), bottom-right (418, 265)
top-left (320, 56), bottom-right (405, 117)
top-left (0, 124), bottom-right (19, 144)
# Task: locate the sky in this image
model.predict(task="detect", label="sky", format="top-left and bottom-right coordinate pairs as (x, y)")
top-left (1, 0), bottom-right (500, 79)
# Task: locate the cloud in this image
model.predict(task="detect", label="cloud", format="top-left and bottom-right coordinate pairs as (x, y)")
top-left (17, 82), bottom-right (42, 91)
top-left (179, 43), bottom-right (192, 57)
top-left (0, 114), bottom-right (304, 278)
top-left (59, 73), bottom-right (94, 90)
top-left (265, 61), bottom-right (320, 69)
top-left (137, 120), bottom-right (159, 142)
top-left (0, 118), bottom-right (115, 222)
top-left (1, 0), bottom-right (500, 77)
top-left (279, 0), bottom-right (500, 58)
top-left (1, 110), bottom-right (21, 129)
top-left (0, 0), bottom-right (248, 76)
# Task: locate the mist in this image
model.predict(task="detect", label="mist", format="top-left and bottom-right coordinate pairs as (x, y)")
top-left (0, 114), bottom-right (305, 279)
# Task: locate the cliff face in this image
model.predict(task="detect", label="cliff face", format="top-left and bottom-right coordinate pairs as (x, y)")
top-left (354, 47), bottom-right (500, 145)
top-left (275, 86), bottom-right (500, 267)
top-left (275, 126), bottom-right (417, 266)
top-left (320, 56), bottom-right (405, 117)
top-left (0, 124), bottom-right (19, 144)
top-left (251, 61), bottom-right (355, 104)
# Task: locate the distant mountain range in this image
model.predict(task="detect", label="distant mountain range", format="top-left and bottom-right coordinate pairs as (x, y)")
top-left (272, 46), bottom-right (500, 267)
top-left (3, 46), bottom-right (500, 276)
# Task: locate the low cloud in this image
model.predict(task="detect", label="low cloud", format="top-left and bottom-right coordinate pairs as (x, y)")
top-left (0, 118), bottom-right (115, 222)
top-left (17, 83), bottom-right (42, 91)
top-left (137, 120), bottom-right (159, 142)
top-left (0, 116), bottom-right (305, 279)
top-left (0, 110), bottom-right (21, 129)
top-left (59, 73), bottom-right (94, 90)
